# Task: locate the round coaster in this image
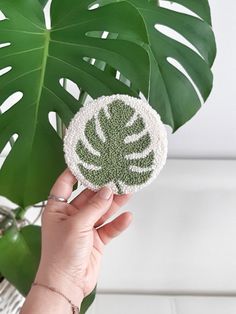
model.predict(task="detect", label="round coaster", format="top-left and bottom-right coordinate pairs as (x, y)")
top-left (64, 94), bottom-right (168, 194)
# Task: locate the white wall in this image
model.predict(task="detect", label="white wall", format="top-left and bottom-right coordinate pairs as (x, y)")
top-left (98, 160), bottom-right (236, 294)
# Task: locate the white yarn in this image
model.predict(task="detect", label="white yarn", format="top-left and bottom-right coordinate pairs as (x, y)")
top-left (64, 94), bottom-right (168, 194)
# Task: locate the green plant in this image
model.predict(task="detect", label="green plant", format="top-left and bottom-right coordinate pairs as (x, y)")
top-left (0, 0), bottom-right (216, 312)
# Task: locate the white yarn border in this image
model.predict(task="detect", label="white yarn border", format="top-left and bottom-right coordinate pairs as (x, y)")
top-left (63, 94), bottom-right (168, 194)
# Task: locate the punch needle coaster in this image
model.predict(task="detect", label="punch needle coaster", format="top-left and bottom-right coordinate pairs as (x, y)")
top-left (64, 94), bottom-right (168, 194)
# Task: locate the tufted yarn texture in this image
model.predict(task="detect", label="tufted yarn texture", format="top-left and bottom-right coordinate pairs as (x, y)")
top-left (64, 95), bottom-right (168, 194)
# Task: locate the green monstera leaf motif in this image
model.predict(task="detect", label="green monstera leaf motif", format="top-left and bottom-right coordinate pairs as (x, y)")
top-left (77, 101), bottom-right (153, 194)
top-left (64, 95), bottom-right (167, 194)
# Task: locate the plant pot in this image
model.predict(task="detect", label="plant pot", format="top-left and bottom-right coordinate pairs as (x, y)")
top-left (0, 278), bottom-right (24, 314)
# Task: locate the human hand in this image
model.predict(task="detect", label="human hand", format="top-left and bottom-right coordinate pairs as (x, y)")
top-left (35, 168), bottom-right (133, 307)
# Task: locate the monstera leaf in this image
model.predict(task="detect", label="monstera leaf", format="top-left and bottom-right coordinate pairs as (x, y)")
top-left (98, 0), bottom-right (216, 129)
top-left (76, 100), bottom-right (154, 194)
top-left (0, 225), bottom-right (41, 295)
top-left (80, 286), bottom-right (97, 314)
top-left (38, 0), bottom-right (48, 6)
top-left (0, 0), bottom-right (148, 207)
top-left (0, 0), bottom-right (215, 207)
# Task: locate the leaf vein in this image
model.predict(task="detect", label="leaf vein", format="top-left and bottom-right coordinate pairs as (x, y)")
top-left (0, 46), bottom-right (45, 60)
top-left (0, 29), bottom-right (44, 35)
top-left (43, 85), bottom-right (73, 114)
top-left (9, 10), bottom-right (45, 31)
top-left (48, 55), bottom-right (111, 90)
top-left (52, 17), bottom-right (98, 32)
top-left (0, 67), bottom-right (42, 90)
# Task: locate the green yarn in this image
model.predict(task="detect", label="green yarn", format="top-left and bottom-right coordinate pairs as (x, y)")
top-left (76, 100), bottom-right (154, 194)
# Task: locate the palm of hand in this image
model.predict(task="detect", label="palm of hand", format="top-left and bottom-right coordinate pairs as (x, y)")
top-left (40, 170), bottom-right (132, 297)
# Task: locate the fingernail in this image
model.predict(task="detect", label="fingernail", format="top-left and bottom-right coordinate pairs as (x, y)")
top-left (99, 187), bottom-right (113, 200)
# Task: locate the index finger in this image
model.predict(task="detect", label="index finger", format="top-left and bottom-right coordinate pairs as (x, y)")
top-left (69, 189), bottom-right (132, 219)
top-left (48, 168), bottom-right (77, 204)
top-left (95, 193), bottom-right (132, 227)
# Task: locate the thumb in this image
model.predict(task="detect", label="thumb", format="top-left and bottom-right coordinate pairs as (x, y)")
top-left (75, 187), bottom-right (113, 227)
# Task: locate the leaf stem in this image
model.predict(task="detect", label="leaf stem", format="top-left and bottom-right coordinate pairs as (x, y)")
top-left (0, 108), bottom-right (15, 148)
top-left (78, 90), bottom-right (88, 106)
top-left (9, 137), bottom-right (15, 147)
top-left (0, 206), bottom-right (18, 231)
top-left (56, 114), bottom-right (63, 138)
top-left (77, 31), bottom-right (117, 108)
top-left (0, 216), bottom-right (12, 232)
top-left (56, 79), bottom-right (66, 138)
top-left (14, 206), bottom-right (28, 221)
top-left (115, 182), bottom-right (123, 195)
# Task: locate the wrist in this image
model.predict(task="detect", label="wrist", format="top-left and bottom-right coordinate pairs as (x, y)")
top-left (21, 285), bottom-right (72, 314)
top-left (35, 263), bottom-right (84, 308)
